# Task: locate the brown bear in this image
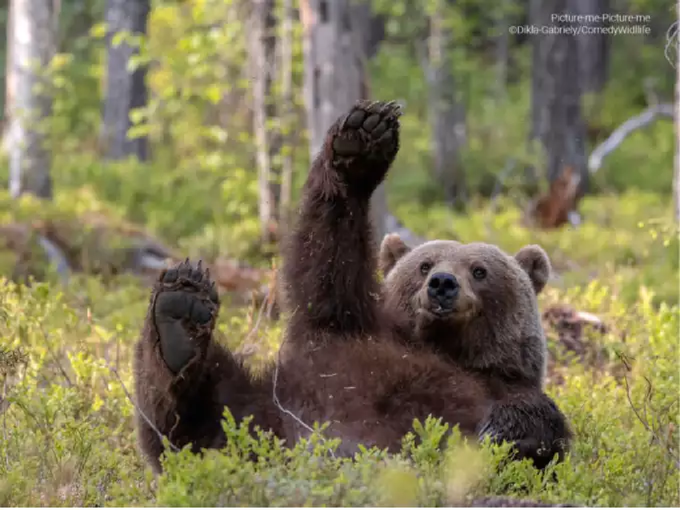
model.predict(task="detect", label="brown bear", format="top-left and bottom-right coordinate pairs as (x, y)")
top-left (378, 235), bottom-right (570, 467)
top-left (133, 100), bottom-right (570, 475)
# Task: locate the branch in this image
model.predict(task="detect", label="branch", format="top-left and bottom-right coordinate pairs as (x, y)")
top-left (271, 324), bottom-right (336, 459)
top-left (588, 103), bottom-right (673, 174)
top-left (39, 326), bottom-right (73, 387)
top-left (618, 352), bottom-right (679, 471)
top-left (102, 354), bottom-right (180, 454)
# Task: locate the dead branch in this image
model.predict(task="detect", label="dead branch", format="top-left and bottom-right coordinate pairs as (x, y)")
top-left (39, 326), bottom-right (73, 387)
top-left (588, 103), bottom-right (673, 173)
top-left (235, 286), bottom-right (271, 359)
top-left (271, 313), bottom-right (335, 458)
top-left (102, 354), bottom-right (180, 454)
top-left (619, 353), bottom-right (680, 471)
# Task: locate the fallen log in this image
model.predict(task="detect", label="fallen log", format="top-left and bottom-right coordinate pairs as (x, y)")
top-left (0, 218), bottom-right (276, 308)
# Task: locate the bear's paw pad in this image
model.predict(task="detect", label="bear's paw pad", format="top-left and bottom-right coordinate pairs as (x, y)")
top-left (331, 100), bottom-right (402, 167)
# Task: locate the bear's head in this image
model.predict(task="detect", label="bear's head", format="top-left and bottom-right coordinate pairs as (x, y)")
top-left (379, 234), bottom-right (551, 387)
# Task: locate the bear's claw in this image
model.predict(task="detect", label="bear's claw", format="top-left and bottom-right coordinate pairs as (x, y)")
top-left (157, 258), bottom-right (219, 305)
top-left (477, 416), bottom-right (566, 470)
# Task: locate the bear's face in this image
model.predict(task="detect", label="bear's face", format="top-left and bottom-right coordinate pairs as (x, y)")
top-left (379, 234), bottom-right (551, 383)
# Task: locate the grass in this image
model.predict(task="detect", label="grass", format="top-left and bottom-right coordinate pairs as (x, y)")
top-left (0, 9), bottom-right (677, 502)
top-left (0, 180), bottom-right (677, 506)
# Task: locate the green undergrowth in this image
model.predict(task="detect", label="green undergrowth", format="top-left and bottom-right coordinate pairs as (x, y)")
top-left (0, 188), bottom-right (150, 278)
top-left (0, 147), bottom-right (677, 507)
top-left (0, 0), bottom-right (677, 504)
top-left (392, 190), bottom-right (679, 307)
top-left (0, 238), bottom-right (677, 505)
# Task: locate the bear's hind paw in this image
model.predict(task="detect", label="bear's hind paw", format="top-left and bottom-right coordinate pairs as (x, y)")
top-left (152, 259), bottom-right (219, 373)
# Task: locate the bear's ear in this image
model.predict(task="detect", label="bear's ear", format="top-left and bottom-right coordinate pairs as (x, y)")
top-left (515, 245), bottom-right (551, 295)
top-left (379, 234), bottom-right (411, 277)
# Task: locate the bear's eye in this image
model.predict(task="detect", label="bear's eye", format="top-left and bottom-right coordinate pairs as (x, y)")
top-left (472, 267), bottom-right (487, 280)
top-left (419, 262), bottom-right (432, 276)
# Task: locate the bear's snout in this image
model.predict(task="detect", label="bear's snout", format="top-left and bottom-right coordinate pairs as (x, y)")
top-left (427, 272), bottom-right (459, 310)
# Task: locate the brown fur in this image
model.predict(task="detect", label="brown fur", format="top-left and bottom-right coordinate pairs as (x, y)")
top-left (133, 262), bottom-right (282, 473)
top-left (379, 235), bottom-right (572, 467)
top-left (275, 99), bottom-right (491, 453)
top-left (379, 237), bottom-right (549, 386)
top-left (133, 100), bottom-right (569, 475)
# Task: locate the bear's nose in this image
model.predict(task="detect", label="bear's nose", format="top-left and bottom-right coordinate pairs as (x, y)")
top-left (427, 272), bottom-right (459, 302)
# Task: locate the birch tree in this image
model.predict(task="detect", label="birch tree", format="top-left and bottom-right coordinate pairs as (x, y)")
top-left (5, 0), bottom-right (57, 199)
top-left (278, 0), bottom-right (295, 234)
top-left (251, 0), bottom-right (280, 244)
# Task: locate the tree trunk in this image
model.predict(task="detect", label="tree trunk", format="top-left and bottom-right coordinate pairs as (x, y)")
top-left (2, 0), bottom-right (16, 153)
top-left (251, 0), bottom-right (279, 245)
top-left (493, 0), bottom-right (510, 97)
top-left (529, 0), bottom-right (588, 199)
top-left (101, 0), bottom-right (150, 162)
top-left (6, 0), bottom-right (56, 199)
top-left (425, 0), bottom-right (466, 207)
top-left (674, 1), bottom-right (680, 222)
top-left (573, 0), bottom-right (610, 95)
top-left (278, 0), bottom-right (295, 235)
top-left (526, 0), bottom-right (544, 189)
top-left (300, 0), bottom-right (388, 244)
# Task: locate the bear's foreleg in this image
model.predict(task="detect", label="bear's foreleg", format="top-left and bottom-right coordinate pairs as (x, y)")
top-left (478, 390), bottom-right (572, 470)
top-left (282, 100), bottom-right (401, 337)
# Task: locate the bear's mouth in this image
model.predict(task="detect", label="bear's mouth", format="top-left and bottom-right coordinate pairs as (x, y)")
top-left (421, 303), bottom-right (478, 321)
top-left (430, 303), bottom-right (453, 316)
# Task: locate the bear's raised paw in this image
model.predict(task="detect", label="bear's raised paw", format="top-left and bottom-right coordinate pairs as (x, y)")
top-left (152, 259), bottom-right (219, 373)
top-left (328, 100), bottom-right (401, 187)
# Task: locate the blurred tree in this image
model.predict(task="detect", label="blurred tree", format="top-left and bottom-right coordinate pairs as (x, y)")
top-left (573, 0), bottom-right (610, 95)
top-left (101, 0), bottom-right (150, 161)
top-left (424, 0), bottom-right (466, 208)
top-left (529, 0), bottom-right (587, 203)
top-left (300, 0), bottom-right (388, 244)
top-left (2, 0), bottom-right (13, 148)
top-left (492, 0), bottom-right (512, 97)
top-left (674, 2), bottom-right (679, 222)
top-left (5, 0), bottom-right (57, 199)
top-left (251, 0), bottom-right (280, 245)
top-left (278, 0), bottom-right (295, 234)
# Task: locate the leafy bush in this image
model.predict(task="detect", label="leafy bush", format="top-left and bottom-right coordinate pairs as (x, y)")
top-left (0, 0), bottom-right (676, 505)
top-left (0, 231), bottom-right (677, 506)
